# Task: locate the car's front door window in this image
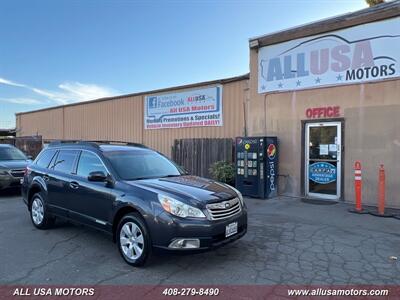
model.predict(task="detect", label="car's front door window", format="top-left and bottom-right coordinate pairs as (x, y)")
top-left (76, 151), bottom-right (107, 179)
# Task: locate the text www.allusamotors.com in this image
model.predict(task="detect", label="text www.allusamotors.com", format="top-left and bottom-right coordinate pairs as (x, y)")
top-left (288, 288), bottom-right (389, 297)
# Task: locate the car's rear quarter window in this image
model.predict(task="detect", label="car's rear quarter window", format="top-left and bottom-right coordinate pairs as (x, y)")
top-left (36, 149), bottom-right (57, 168)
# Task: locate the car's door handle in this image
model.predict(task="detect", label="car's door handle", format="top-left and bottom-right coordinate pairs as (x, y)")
top-left (69, 181), bottom-right (79, 189)
top-left (43, 175), bottom-right (49, 181)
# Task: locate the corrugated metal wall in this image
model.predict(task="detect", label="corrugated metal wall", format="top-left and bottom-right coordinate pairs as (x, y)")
top-left (17, 108), bottom-right (64, 140)
top-left (16, 79), bottom-right (247, 157)
top-left (62, 95), bottom-right (144, 142)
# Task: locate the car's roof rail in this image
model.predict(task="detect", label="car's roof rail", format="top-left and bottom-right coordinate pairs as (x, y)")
top-left (47, 140), bottom-right (101, 149)
top-left (88, 140), bottom-right (148, 148)
top-left (47, 140), bottom-right (147, 149)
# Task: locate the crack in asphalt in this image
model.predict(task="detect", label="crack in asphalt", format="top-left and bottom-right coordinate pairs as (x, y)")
top-left (94, 270), bottom-right (134, 285)
top-left (5, 245), bottom-right (82, 284)
top-left (47, 231), bottom-right (83, 254)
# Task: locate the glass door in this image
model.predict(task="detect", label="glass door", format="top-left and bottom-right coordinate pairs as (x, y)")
top-left (305, 122), bottom-right (341, 200)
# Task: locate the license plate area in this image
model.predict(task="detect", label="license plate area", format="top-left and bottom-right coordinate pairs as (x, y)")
top-left (225, 222), bottom-right (238, 238)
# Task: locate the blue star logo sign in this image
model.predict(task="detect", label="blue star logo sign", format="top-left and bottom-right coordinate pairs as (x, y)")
top-left (315, 77), bottom-right (321, 84)
top-left (336, 74), bottom-right (343, 81)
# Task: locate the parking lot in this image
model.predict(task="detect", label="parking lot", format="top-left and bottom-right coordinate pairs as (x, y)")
top-left (1, 191), bottom-right (399, 285)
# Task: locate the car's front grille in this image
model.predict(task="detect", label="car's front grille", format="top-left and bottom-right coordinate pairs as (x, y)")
top-left (206, 197), bottom-right (241, 220)
top-left (10, 169), bottom-right (24, 178)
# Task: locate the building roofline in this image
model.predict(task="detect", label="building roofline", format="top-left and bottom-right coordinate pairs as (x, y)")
top-left (249, 0), bottom-right (400, 48)
top-left (15, 73), bottom-right (249, 116)
top-left (0, 128), bottom-right (16, 133)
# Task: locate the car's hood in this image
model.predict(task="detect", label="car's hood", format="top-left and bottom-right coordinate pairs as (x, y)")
top-left (125, 175), bottom-right (237, 204)
top-left (0, 160), bottom-right (31, 170)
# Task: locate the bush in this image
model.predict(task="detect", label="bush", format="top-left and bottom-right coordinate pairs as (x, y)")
top-left (209, 161), bottom-right (235, 186)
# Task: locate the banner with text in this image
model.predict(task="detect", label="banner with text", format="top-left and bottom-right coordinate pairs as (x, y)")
top-left (145, 86), bottom-right (223, 129)
top-left (258, 17), bottom-right (400, 93)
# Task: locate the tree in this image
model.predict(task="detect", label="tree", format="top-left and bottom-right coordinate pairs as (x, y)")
top-left (365, 0), bottom-right (385, 6)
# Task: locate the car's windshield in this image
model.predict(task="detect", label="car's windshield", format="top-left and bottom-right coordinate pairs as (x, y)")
top-left (104, 150), bottom-right (184, 180)
top-left (0, 147), bottom-right (27, 161)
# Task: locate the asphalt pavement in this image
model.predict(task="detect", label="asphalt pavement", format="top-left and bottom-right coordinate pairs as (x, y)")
top-left (1, 190), bottom-right (399, 285)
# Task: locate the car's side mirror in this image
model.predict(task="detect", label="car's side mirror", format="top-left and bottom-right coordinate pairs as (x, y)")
top-left (88, 171), bottom-right (108, 182)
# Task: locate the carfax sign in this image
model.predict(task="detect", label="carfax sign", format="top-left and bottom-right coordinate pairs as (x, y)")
top-left (309, 162), bottom-right (337, 184)
top-left (258, 17), bottom-right (400, 93)
top-left (144, 86), bottom-right (223, 129)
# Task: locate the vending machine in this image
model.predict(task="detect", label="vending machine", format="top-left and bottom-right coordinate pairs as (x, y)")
top-left (235, 136), bottom-right (278, 199)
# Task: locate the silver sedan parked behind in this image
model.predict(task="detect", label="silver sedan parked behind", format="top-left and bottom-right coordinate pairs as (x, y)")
top-left (0, 144), bottom-right (32, 190)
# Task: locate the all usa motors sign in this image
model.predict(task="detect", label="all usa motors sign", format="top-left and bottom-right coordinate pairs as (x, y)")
top-left (144, 86), bottom-right (223, 129)
top-left (258, 17), bottom-right (400, 93)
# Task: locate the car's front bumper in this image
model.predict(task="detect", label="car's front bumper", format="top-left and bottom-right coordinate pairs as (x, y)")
top-left (0, 174), bottom-right (23, 190)
top-left (150, 208), bottom-right (248, 251)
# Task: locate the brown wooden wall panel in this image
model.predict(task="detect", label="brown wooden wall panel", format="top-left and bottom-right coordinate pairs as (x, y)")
top-left (172, 138), bottom-right (234, 178)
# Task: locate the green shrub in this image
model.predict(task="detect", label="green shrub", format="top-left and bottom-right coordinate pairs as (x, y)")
top-left (209, 161), bottom-right (235, 185)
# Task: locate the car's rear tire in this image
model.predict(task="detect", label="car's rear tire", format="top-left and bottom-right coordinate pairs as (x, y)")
top-left (30, 192), bottom-right (55, 229)
top-left (117, 212), bottom-right (151, 267)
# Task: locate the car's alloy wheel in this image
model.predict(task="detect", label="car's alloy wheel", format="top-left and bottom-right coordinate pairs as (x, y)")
top-left (117, 213), bottom-right (151, 267)
top-left (120, 222), bottom-right (144, 260)
top-left (29, 192), bottom-right (55, 229)
top-left (31, 197), bottom-right (44, 225)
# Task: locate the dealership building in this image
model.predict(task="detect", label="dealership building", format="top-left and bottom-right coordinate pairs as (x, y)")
top-left (16, 2), bottom-right (400, 208)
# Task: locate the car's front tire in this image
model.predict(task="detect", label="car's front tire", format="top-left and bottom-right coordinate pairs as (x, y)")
top-left (117, 213), bottom-right (151, 267)
top-left (30, 192), bottom-right (55, 229)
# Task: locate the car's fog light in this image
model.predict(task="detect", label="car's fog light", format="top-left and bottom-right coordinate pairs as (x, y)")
top-left (168, 238), bottom-right (200, 249)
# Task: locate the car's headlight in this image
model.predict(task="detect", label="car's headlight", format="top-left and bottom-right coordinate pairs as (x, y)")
top-left (158, 194), bottom-right (206, 218)
top-left (0, 170), bottom-right (9, 176)
top-left (229, 186), bottom-right (244, 206)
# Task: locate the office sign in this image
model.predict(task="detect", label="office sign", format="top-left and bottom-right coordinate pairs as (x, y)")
top-left (305, 106), bottom-right (340, 119)
top-left (145, 86), bottom-right (222, 129)
top-left (258, 17), bottom-right (400, 93)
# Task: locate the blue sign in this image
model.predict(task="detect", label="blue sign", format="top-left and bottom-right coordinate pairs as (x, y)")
top-left (144, 86), bottom-right (223, 130)
top-left (309, 162), bottom-right (337, 184)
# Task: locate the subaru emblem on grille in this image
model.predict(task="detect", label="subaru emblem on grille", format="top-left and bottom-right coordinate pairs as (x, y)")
top-left (225, 202), bottom-right (230, 208)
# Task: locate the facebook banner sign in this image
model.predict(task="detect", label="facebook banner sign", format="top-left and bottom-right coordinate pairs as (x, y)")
top-left (144, 86), bottom-right (223, 129)
top-left (258, 17), bottom-right (400, 93)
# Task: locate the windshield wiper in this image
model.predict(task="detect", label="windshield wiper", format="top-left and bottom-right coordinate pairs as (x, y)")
top-left (129, 174), bottom-right (182, 181)
top-left (129, 176), bottom-right (158, 181)
top-left (159, 174), bottom-right (182, 178)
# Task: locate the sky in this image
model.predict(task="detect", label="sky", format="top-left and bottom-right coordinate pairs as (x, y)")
top-left (0, 0), bottom-right (368, 128)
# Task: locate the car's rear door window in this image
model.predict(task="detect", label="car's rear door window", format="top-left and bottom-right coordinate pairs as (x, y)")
top-left (76, 151), bottom-right (107, 178)
top-left (35, 149), bottom-right (57, 168)
top-left (51, 150), bottom-right (79, 174)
